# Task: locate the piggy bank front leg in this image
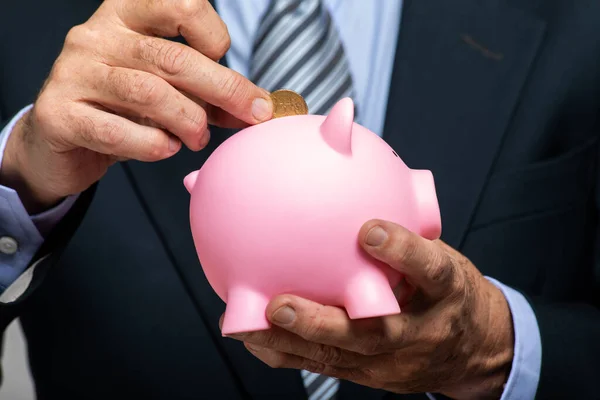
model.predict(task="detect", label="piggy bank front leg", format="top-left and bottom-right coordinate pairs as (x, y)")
top-left (221, 286), bottom-right (271, 336)
top-left (344, 268), bottom-right (401, 319)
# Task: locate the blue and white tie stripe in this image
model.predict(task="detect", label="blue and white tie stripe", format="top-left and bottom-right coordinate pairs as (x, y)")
top-left (250, 0), bottom-right (356, 117)
top-left (250, 1), bottom-right (357, 397)
top-left (301, 369), bottom-right (340, 400)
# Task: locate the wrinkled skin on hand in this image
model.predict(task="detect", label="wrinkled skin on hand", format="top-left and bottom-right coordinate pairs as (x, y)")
top-left (224, 219), bottom-right (514, 400)
top-left (1, 0), bottom-right (273, 213)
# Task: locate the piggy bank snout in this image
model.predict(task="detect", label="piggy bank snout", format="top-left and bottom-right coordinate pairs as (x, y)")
top-left (411, 169), bottom-right (442, 240)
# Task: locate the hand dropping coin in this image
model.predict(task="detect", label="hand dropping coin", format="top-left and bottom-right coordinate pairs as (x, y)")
top-left (269, 89), bottom-right (309, 118)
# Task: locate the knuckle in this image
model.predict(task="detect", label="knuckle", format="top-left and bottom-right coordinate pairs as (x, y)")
top-left (106, 68), bottom-right (128, 100)
top-left (174, 0), bottom-right (205, 19)
top-left (180, 105), bottom-right (207, 131)
top-left (300, 310), bottom-right (328, 340)
top-left (442, 317), bottom-right (459, 342)
top-left (32, 96), bottom-right (56, 130)
top-left (302, 360), bottom-right (327, 375)
top-left (64, 24), bottom-right (89, 49)
top-left (133, 75), bottom-right (165, 106)
top-left (114, 70), bottom-right (167, 107)
top-left (48, 58), bottom-right (73, 84)
top-left (357, 335), bottom-right (384, 356)
top-left (451, 268), bottom-right (468, 297)
top-left (261, 334), bottom-right (280, 350)
top-left (426, 257), bottom-right (453, 284)
top-left (217, 72), bottom-right (247, 106)
top-left (316, 345), bottom-right (343, 365)
top-left (98, 119), bottom-right (127, 148)
top-left (209, 30), bottom-right (231, 59)
top-left (393, 232), bottom-right (419, 264)
top-left (32, 96), bottom-right (68, 146)
top-left (136, 37), bottom-right (159, 65)
top-left (76, 115), bottom-right (100, 145)
top-left (162, 44), bottom-right (190, 76)
top-left (152, 40), bottom-right (191, 76)
top-left (425, 264), bottom-right (446, 283)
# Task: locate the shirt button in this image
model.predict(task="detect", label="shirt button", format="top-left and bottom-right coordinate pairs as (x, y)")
top-left (0, 236), bottom-right (19, 255)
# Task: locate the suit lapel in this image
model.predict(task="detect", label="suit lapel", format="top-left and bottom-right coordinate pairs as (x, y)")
top-left (382, 0), bottom-right (546, 249)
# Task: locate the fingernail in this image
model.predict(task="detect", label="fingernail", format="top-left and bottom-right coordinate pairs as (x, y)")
top-left (252, 97), bottom-right (272, 121)
top-left (271, 306), bottom-right (295, 325)
top-left (200, 128), bottom-right (211, 148)
top-left (365, 226), bottom-right (388, 246)
top-left (169, 136), bottom-right (179, 152)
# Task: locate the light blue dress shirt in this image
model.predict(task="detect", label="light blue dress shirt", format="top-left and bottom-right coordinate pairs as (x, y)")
top-left (0, 0), bottom-right (541, 398)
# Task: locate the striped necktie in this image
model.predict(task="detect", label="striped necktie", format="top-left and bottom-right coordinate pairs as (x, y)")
top-left (250, 0), bottom-right (356, 118)
top-left (250, 2), bottom-right (353, 398)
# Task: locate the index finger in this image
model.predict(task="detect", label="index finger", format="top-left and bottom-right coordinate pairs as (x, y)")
top-left (98, 32), bottom-right (273, 125)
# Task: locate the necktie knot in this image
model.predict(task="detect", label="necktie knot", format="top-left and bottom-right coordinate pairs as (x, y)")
top-left (250, 0), bottom-right (357, 119)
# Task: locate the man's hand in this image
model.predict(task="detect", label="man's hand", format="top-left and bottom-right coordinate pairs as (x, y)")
top-left (1, 0), bottom-right (273, 213)
top-left (224, 220), bottom-right (515, 400)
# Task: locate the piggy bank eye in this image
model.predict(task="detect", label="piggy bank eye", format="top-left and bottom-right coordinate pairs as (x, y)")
top-left (392, 150), bottom-right (399, 158)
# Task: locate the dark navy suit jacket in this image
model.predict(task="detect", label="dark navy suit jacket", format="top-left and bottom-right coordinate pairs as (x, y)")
top-left (1, 0), bottom-right (599, 398)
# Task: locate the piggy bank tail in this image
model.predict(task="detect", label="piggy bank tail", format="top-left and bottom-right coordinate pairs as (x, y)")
top-left (411, 169), bottom-right (442, 240)
top-left (184, 170), bottom-right (200, 193)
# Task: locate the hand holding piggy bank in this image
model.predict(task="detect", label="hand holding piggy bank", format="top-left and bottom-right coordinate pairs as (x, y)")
top-left (184, 98), bottom-right (441, 335)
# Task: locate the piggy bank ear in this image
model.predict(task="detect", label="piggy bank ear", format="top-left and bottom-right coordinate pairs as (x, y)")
top-left (320, 98), bottom-right (354, 156)
top-left (183, 170), bottom-right (199, 193)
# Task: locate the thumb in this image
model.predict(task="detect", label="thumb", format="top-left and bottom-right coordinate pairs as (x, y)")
top-left (358, 219), bottom-right (455, 299)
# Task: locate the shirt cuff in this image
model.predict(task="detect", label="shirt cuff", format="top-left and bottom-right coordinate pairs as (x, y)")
top-left (30, 193), bottom-right (80, 237)
top-left (0, 186), bottom-right (44, 291)
top-left (486, 277), bottom-right (542, 400)
top-left (0, 104), bottom-right (78, 292)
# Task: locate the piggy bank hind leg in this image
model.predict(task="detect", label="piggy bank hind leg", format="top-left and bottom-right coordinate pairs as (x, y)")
top-left (221, 286), bottom-right (271, 336)
top-left (344, 269), bottom-right (400, 319)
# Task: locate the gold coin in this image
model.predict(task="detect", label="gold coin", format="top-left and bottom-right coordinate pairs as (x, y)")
top-left (269, 89), bottom-right (309, 118)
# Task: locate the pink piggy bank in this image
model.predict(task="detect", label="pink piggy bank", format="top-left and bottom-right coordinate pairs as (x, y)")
top-left (184, 98), bottom-right (441, 335)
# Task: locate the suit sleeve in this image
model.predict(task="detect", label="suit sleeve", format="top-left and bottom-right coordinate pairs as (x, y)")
top-left (0, 183), bottom-right (96, 332)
